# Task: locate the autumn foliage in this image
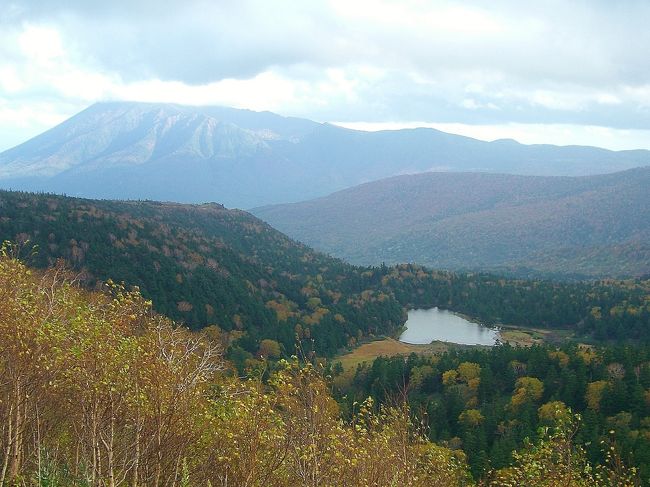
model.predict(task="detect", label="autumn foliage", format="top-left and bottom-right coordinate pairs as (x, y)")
top-left (0, 250), bottom-right (473, 486)
top-left (1, 249), bottom-right (640, 486)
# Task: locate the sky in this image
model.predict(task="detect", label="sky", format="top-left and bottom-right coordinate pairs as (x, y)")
top-left (1, 0), bottom-right (650, 151)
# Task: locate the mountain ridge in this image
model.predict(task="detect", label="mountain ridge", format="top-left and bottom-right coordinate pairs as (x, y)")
top-left (252, 167), bottom-right (650, 278)
top-left (2, 101), bottom-right (650, 208)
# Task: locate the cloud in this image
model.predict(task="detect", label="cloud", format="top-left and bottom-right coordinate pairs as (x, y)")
top-left (1, 0), bottom-right (650, 151)
top-left (6, 0), bottom-right (650, 87)
top-left (5, 0), bottom-right (346, 83)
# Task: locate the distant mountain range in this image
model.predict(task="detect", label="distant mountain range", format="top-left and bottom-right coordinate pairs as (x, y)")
top-left (1, 102), bottom-right (650, 208)
top-left (253, 167), bottom-right (650, 278)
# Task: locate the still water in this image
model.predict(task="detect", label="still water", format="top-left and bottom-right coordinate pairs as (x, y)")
top-left (399, 307), bottom-right (500, 346)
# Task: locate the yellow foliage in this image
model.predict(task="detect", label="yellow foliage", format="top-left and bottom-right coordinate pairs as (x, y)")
top-left (590, 306), bottom-right (602, 319)
top-left (442, 369), bottom-right (459, 386)
top-left (577, 346), bottom-right (599, 365)
top-left (488, 413), bottom-right (636, 486)
top-left (548, 350), bottom-right (570, 367)
top-left (258, 339), bottom-right (282, 359)
top-left (459, 409), bottom-right (484, 427)
top-left (457, 362), bottom-right (481, 383)
top-left (467, 378), bottom-right (481, 393)
top-left (266, 299), bottom-right (295, 321)
top-left (586, 381), bottom-right (609, 411)
top-left (0, 253), bottom-right (474, 486)
top-left (538, 401), bottom-right (571, 425)
top-left (510, 377), bottom-right (544, 409)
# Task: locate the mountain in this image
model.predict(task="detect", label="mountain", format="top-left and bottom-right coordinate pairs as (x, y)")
top-left (253, 167), bottom-right (650, 278)
top-left (2, 102), bottom-right (650, 208)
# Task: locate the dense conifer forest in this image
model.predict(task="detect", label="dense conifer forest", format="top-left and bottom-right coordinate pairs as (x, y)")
top-left (337, 344), bottom-right (650, 484)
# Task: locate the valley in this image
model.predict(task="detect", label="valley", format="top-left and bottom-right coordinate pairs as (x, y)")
top-left (0, 188), bottom-right (648, 484)
top-left (3, 1), bottom-right (650, 484)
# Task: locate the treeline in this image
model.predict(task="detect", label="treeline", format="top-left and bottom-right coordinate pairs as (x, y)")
top-left (338, 343), bottom-right (650, 483)
top-left (0, 252), bottom-right (638, 486)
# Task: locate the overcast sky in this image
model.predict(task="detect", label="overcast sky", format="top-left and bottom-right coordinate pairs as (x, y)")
top-left (1, 0), bottom-right (650, 151)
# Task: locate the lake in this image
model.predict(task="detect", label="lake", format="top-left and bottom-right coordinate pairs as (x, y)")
top-left (399, 307), bottom-right (500, 346)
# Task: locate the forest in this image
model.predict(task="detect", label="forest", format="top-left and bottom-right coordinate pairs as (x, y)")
top-left (1, 190), bottom-right (650, 485)
top-left (0, 190), bottom-right (648, 367)
top-left (0, 250), bottom-right (640, 486)
top-left (336, 343), bottom-right (650, 484)
top-left (2, 1), bottom-right (650, 485)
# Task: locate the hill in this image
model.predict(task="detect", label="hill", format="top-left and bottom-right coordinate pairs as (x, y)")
top-left (253, 167), bottom-right (650, 278)
top-left (0, 190), bottom-right (405, 358)
top-left (2, 102), bottom-right (650, 208)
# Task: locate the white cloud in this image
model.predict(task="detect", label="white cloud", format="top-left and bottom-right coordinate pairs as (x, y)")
top-left (1, 0), bottom-right (650, 152)
top-left (18, 25), bottom-right (64, 64)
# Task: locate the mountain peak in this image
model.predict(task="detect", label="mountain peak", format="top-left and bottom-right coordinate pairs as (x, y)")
top-left (1, 102), bottom-right (650, 208)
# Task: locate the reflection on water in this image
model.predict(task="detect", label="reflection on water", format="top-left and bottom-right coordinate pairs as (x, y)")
top-left (399, 307), bottom-right (500, 346)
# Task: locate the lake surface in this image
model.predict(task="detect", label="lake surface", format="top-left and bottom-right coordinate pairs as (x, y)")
top-left (399, 307), bottom-right (500, 346)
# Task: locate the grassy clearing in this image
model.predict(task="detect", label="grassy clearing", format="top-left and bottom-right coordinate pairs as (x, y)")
top-left (499, 329), bottom-right (545, 347)
top-left (334, 338), bottom-right (448, 372)
top-left (333, 325), bottom-right (570, 374)
top-left (499, 325), bottom-right (573, 347)
top-left (329, 327), bottom-right (569, 392)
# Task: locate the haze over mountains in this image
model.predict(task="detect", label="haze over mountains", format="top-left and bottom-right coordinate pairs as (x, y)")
top-left (253, 167), bottom-right (650, 278)
top-left (1, 102), bottom-right (650, 208)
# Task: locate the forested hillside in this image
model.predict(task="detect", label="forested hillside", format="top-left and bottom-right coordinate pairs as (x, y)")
top-left (0, 190), bottom-right (405, 359)
top-left (254, 167), bottom-right (650, 278)
top-left (377, 264), bottom-right (650, 342)
top-left (0, 252), bottom-right (638, 486)
top-left (1, 190), bottom-right (649, 362)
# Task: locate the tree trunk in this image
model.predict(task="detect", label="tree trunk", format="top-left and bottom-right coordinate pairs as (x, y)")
top-left (8, 379), bottom-right (24, 480)
top-left (0, 403), bottom-right (13, 485)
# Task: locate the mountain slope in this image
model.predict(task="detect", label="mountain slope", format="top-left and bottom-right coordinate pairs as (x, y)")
top-left (0, 190), bottom-right (406, 357)
top-left (253, 167), bottom-right (650, 277)
top-left (2, 102), bottom-right (650, 208)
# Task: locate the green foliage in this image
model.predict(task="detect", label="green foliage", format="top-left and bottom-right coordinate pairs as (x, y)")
top-left (0, 252), bottom-right (640, 486)
top-left (377, 263), bottom-right (650, 341)
top-left (487, 413), bottom-right (637, 486)
top-left (343, 344), bottom-right (650, 484)
top-left (0, 191), bottom-right (406, 358)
